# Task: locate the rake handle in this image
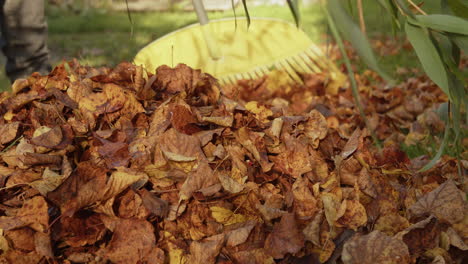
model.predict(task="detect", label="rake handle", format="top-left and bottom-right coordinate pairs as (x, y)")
top-left (192, 0), bottom-right (209, 25)
top-left (192, 0), bottom-right (221, 60)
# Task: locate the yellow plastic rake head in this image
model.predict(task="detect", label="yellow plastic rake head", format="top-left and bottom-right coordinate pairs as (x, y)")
top-left (134, 17), bottom-right (345, 88)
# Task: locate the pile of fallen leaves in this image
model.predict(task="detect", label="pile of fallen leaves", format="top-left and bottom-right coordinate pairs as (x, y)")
top-left (0, 60), bottom-right (466, 264)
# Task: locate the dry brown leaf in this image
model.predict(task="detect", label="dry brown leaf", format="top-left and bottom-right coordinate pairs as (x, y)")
top-left (304, 109), bottom-right (328, 148)
top-left (445, 227), bottom-right (468, 250)
top-left (270, 135), bottom-right (312, 178)
top-left (116, 190), bottom-right (147, 219)
top-left (342, 230), bottom-right (411, 264)
top-left (264, 213), bottom-right (304, 259)
top-left (235, 127), bottom-right (273, 172)
top-left (179, 161), bottom-right (219, 201)
top-left (374, 213), bottom-right (410, 236)
top-left (226, 220), bottom-right (256, 247)
top-left (408, 180), bottom-right (466, 224)
top-left (30, 167), bottom-right (69, 195)
top-left (34, 231), bottom-right (53, 257)
top-left (97, 140), bottom-right (130, 169)
top-left (303, 210), bottom-right (324, 246)
top-left (217, 172), bottom-right (245, 194)
top-left (322, 192), bottom-right (341, 228)
top-left (47, 161), bottom-right (108, 216)
top-left (231, 248), bottom-right (275, 264)
top-left (188, 233), bottom-right (225, 264)
top-left (336, 199), bottom-right (367, 230)
top-left (340, 128), bottom-right (361, 159)
top-left (31, 125), bottom-right (63, 149)
top-left (0, 196), bottom-right (49, 232)
top-left (292, 176), bottom-right (318, 220)
top-left (4, 228), bottom-right (35, 252)
top-left (102, 219), bottom-right (156, 264)
top-left (57, 213), bottom-right (106, 247)
top-left (397, 216), bottom-right (443, 257)
top-left (0, 250), bottom-right (42, 264)
top-left (140, 189), bottom-right (169, 218)
top-left (160, 128), bottom-right (206, 161)
top-left (0, 122), bottom-right (19, 145)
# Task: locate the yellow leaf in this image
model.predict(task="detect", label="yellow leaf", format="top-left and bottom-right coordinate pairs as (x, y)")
top-left (245, 101), bottom-right (273, 123)
top-left (210, 206), bottom-right (246, 226)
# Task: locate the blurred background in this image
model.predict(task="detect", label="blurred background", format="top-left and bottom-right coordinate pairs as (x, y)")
top-left (0, 0), bottom-right (427, 90)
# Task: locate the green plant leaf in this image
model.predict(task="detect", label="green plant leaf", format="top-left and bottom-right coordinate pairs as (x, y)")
top-left (414, 14), bottom-right (468, 35)
top-left (286, 0), bottom-right (301, 27)
top-left (327, 0), bottom-right (393, 82)
top-left (231, 0), bottom-right (237, 29)
top-left (418, 115), bottom-right (449, 172)
top-left (377, 0), bottom-right (401, 28)
top-left (446, 0), bottom-right (468, 19)
top-left (241, 0), bottom-right (250, 28)
top-left (451, 34), bottom-right (468, 54)
top-left (405, 22), bottom-right (450, 96)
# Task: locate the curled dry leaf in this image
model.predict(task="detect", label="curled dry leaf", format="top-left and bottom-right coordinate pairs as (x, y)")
top-left (30, 167), bottom-right (69, 195)
top-left (342, 230), bottom-right (411, 264)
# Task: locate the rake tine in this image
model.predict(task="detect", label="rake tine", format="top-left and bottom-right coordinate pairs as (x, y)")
top-left (288, 56), bottom-right (310, 75)
top-left (299, 52), bottom-right (321, 73)
top-left (305, 49), bottom-right (328, 71)
top-left (278, 60), bottom-right (302, 83)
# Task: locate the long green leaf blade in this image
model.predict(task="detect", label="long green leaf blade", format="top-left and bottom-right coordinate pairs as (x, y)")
top-left (451, 34), bottom-right (468, 54)
top-left (231, 0), bottom-right (237, 29)
top-left (241, 0), bottom-right (250, 28)
top-left (446, 0), bottom-right (468, 19)
top-left (415, 14), bottom-right (468, 35)
top-left (418, 120), bottom-right (450, 172)
top-left (286, 0), bottom-right (301, 27)
top-left (327, 0), bottom-right (393, 82)
top-left (405, 22), bottom-right (450, 96)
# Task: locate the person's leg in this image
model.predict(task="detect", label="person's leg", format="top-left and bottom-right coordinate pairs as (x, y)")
top-left (0, 0), bottom-right (51, 83)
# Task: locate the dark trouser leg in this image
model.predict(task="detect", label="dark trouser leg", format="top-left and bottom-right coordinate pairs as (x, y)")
top-left (0, 0), bottom-right (51, 83)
